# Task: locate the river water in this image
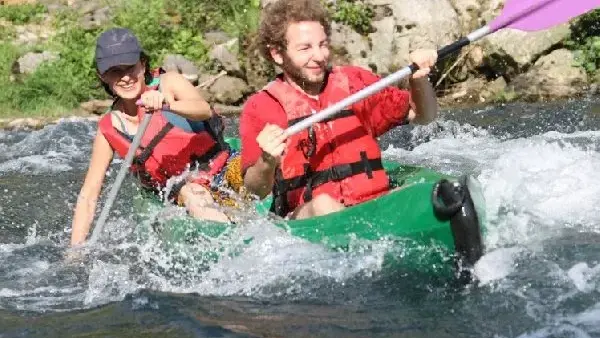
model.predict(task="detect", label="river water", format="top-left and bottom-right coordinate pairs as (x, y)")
top-left (1, 96), bottom-right (600, 337)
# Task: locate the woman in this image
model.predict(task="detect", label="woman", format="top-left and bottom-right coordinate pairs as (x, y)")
top-left (71, 28), bottom-right (236, 247)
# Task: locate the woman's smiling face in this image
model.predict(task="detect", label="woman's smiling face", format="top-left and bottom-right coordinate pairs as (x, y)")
top-left (101, 61), bottom-right (145, 99)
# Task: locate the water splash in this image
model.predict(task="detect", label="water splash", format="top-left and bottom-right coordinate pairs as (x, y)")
top-left (0, 112), bottom-right (599, 338)
top-left (0, 118), bottom-right (96, 175)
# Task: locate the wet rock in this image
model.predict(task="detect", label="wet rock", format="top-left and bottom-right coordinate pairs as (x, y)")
top-left (14, 51), bottom-right (59, 74)
top-left (212, 103), bottom-right (243, 116)
top-left (481, 76), bottom-right (508, 101)
top-left (510, 49), bottom-right (588, 100)
top-left (441, 77), bottom-right (487, 104)
top-left (439, 76), bottom-right (507, 105)
top-left (197, 86), bottom-right (214, 103)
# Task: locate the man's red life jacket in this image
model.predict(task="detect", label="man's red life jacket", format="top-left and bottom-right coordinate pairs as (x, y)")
top-left (263, 67), bottom-right (390, 217)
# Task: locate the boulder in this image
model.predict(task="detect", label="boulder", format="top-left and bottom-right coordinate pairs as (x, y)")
top-left (162, 54), bottom-right (199, 85)
top-left (204, 31), bottom-right (233, 46)
top-left (333, 0), bottom-right (462, 74)
top-left (80, 99), bottom-right (113, 115)
top-left (207, 76), bottom-right (250, 105)
top-left (481, 24), bottom-right (571, 79)
top-left (80, 5), bottom-right (111, 30)
top-left (14, 51), bottom-right (59, 74)
top-left (208, 39), bottom-right (242, 75)
top-left (6, 118), bottom-right (45, 131)
top-left (13, 23), bottom-right (54, 46)
top-left (509, 49), bottom-right (588, 100)
top-left (448, 0), bottom-right (503, 32)
top-left (330, 22), bottom-right (372, 70)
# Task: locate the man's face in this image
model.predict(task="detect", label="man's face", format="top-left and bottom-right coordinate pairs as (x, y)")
top-left (271, 21), bottom-right (330, 87)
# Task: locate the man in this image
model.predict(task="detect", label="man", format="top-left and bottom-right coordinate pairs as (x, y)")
top-left (240, 0), bottom-right (439, 220)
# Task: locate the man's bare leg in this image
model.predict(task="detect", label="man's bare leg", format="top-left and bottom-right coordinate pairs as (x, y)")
top-left (178, 182), bottom-right (231, 223)
top-left (289, 193), bottom-right (345, 220)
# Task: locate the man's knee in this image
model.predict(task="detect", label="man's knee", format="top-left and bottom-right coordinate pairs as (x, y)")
top-left (310, 194), bottom-right (344, 214)
top-left (290, 193), bottom-right (345, 219)
top-left (178, 182), bottom-right (214, 207)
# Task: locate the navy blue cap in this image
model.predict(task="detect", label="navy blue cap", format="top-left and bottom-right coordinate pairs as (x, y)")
top-left (95, 28), bottom-right (142, 75)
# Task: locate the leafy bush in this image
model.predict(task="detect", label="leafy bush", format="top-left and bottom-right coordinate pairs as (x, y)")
top-left (327, 0), bottom-right (374, 34)
top-left (0, 3), bottom-right (47, 24)
top-left (173, 0), bottom-right (260, 39)
top-left (565, 9), bottom-right (600, 76)
top-left (0, 8), bottom-right (105, 116)
top-left (111, 0), bottom-right (208, 68)
top-left (572, 37), bottom-right (600, 74)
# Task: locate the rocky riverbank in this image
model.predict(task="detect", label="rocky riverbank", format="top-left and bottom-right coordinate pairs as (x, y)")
top-left (0, 0), bottom-right (597, 131)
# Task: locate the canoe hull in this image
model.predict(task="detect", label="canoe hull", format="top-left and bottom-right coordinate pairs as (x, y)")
top-left (133, 138), bottom-right (487, 281)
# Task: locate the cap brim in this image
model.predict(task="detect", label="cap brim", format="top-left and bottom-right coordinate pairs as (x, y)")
top-left (97, 52), bottom-right (141, 75)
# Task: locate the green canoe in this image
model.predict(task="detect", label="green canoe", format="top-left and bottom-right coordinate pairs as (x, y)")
top-left (134, 137), bottom-right (486, 282)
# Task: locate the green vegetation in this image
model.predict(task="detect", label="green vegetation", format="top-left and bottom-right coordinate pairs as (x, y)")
top-left (565, 9), bottom-right (600, 77)
top-left (0, 3), bottom-right (46, 24)
top-left (173, 0), bottom-right (261, 39)
top-left (492, 88), bottom-right (518, 103)
top-left (0, 0), bottom-right (263, 119)
top-left (326, 0), bottom-right (374, 35)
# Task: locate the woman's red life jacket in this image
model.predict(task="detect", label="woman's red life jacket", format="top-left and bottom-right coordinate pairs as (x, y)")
top-left (98, 69), bottom-right (230, 200)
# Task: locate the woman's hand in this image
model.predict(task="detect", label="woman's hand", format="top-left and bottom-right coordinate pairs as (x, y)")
top-left (139, 90), bottom-right (172, 111)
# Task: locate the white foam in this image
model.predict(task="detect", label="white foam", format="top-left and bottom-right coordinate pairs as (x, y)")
top-left (84, 261), bottom-right (140, 307)
top-left (0, 119), bottom-right (96, 174)
top-left (3, 118), bottom-right (600, 321)
top-left (566, 262), bottom-right (600, 293)
top-left (473, 247), bottom-right (525, 286)
top-left (384, 126), bottom-right (600, 250)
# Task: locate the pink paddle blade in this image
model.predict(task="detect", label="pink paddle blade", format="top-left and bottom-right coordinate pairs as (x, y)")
top-left (490, 0), bottom-right (600, 32)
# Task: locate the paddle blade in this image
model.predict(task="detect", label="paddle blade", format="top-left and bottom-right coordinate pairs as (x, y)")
top-left (490, 0), bottom-right (600, 32)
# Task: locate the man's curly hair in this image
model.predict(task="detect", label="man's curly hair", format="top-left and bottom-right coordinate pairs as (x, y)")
top-left (258, 0), bottom-right (331, 63)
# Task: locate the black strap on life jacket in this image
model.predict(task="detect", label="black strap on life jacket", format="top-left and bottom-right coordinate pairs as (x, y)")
top-left (270, 151), bottom-right (384, 217)
top-left (132, 123), bottom-right (175, 166)
top-left (204, 105), bottom-right (230, 153)
top-left (126, 113), bottom-right (228, 200)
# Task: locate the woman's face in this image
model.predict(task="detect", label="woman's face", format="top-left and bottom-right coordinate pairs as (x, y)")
top-left (101, 61), bottom-right (145, 99)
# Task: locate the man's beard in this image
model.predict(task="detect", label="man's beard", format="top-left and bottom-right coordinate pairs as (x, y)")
top-left (281, 55), bottom-right (326, 94)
